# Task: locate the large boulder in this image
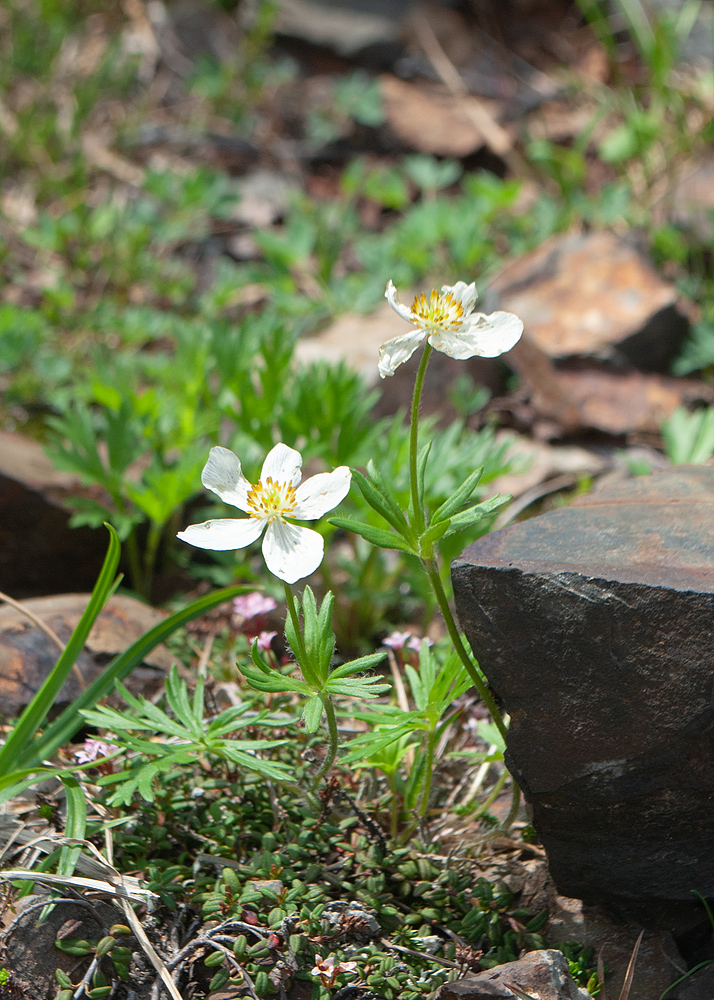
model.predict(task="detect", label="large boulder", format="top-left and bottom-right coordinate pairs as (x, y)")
top-left (452, 466), bottom-right (714, 904)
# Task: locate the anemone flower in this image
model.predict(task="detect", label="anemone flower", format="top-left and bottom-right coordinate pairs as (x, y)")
top-left (379, 279), bottom-right (523, 378)
top-left (178, 444), bottom-right (351, 584)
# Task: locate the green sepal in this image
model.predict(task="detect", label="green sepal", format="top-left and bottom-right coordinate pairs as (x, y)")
top-left (431, 467), bottom-right (484, 524)
top-left (328, 517), bottom-right (415, 553)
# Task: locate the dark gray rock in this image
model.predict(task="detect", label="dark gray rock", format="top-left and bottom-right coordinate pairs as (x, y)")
top-left (677, 961), bottom-right (714, 1000)
top-left (451, 466), bottom-right (714, 905)
top-left (434, 949), bottom-right (590, 999)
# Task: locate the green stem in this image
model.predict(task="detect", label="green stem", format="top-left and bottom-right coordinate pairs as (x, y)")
top-left (314, 696), bottom-right (339, 781)
top-left (418, 729), bottom-right (436, 818)
top-left (409, 343), bottom-right (433, 535)
top-left (473, 767), bottom-right (508, 818)
top-left (501, 778), bottom-right (521, 832)
top-left (284, 582), bottom-right (339, 783)
top-left (424, 559), bottom-right (507, 741)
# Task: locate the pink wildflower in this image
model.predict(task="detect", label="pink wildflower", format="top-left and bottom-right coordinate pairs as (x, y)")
top-left (233, 592), bottom-right (277, 620)
top-left (74, 738), bottom-right (118, 764)
top-left (382, 631), bottom-right (412, 650)
top-left (256, 630), bottom-right (277, 651)
top-left (406, 635), bottom-right (433, 652)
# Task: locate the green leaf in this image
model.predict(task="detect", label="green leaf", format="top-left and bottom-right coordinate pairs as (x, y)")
top-left (431, 467), bottom-right (484, 524)
top-left (441, 494), bottom-right (510, 537)
top-left (303, 695), bottom-right (323, 732)
top-left (416, 441), bottom-right (431, 512)
top-left (328, 517), bottom-right (415, 553)
top-left (241, 662), bottom-right (312, 695)
top-left (0, 525), bottom-right (121, 779)
top-left (355, 465), bottom-right (411, 537)
top-left (327, 652), bottom-right (386, 680)
top-left (39, 775), bottom-right (87, 921)
top-left (325, 677), bottom-right (389, 697)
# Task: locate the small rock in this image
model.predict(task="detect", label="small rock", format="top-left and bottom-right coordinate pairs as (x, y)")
top-left (485, 231), bottom-right (689, 372)
top-left (274, 0), bottom-right (403, 56)
top-left (380, 74), bottom-right (509, 157)
top-left (434, 950), bottom-right (590, 999)
top-left (0, 593), bottom-right (170, 717)
top-left (452, 466), bottom-right (714, 905)
top-left (2, 895), bottom-right (119, 1000)
top-left (227, 170), bottom-right (299, 228)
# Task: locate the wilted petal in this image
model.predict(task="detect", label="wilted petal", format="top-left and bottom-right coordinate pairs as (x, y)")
top-left (262, 520), bottom-right (324, 583)
top-left (385, 280), bottom-right (416, 322)
top-left (293, 467), bottom-right (352, 519)
top-left (261, 442), bottom-right (302, 487)
top-left (377, 329), bottom-right (425, 378)
top-left (430, 311), bottom-right (523, 360)
top-left (443, 280), bottom-right (478, 316)
top-left (201, 447), bottom-right (252, 511)
top-left (177, 517), bottom-right (264, 551)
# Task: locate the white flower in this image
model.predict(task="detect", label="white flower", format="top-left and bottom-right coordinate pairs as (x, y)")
top-left (177, 444), bottom-right (351, 584)
top-left (379, 279), bottom-right (523, 377)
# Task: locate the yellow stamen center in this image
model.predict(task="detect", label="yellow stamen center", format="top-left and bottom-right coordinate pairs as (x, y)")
top-left (411, 290), bottom-right (464, 332)
top-left (246, 477), bottom-right (297, 521)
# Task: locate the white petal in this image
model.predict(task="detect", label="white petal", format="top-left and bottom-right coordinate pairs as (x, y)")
top-left (262, 520), bottom-right (324, 584)
top-left (293, 467), bottom-right (352, 519)
top-left (385, 280), bottom-right (415, 323)
top-left (201, 447), bottom-right (252, 512)
top-left (443, 280), bottom-right (478, 315)
top-left (429, 311), bottom-right (523, 360)
top-left (261, 443), bottom-right (302, 487)
top-left (177, 517), bottom-right (264, 551)
top-left (377, 329), bottom-right (425, 378)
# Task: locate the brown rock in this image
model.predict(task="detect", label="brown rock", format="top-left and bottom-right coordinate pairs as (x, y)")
top-left (503, 339), bottom-right (713, 437)
top-left (486, 231), bottom-right (689, 371)
top-left (0, 593), bottom-right (170, 717)
top-left (380, 74), bottom-right (509, 157)
top-left (434, 950), bottom-right (589, 999)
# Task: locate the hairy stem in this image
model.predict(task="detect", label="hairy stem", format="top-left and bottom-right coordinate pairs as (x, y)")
top-left (314, 696), bottom-right (339, 781)
top-left (409, 343), bottom-right (433, 535)
top-left (418, 728), bottom-right (437, 818)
